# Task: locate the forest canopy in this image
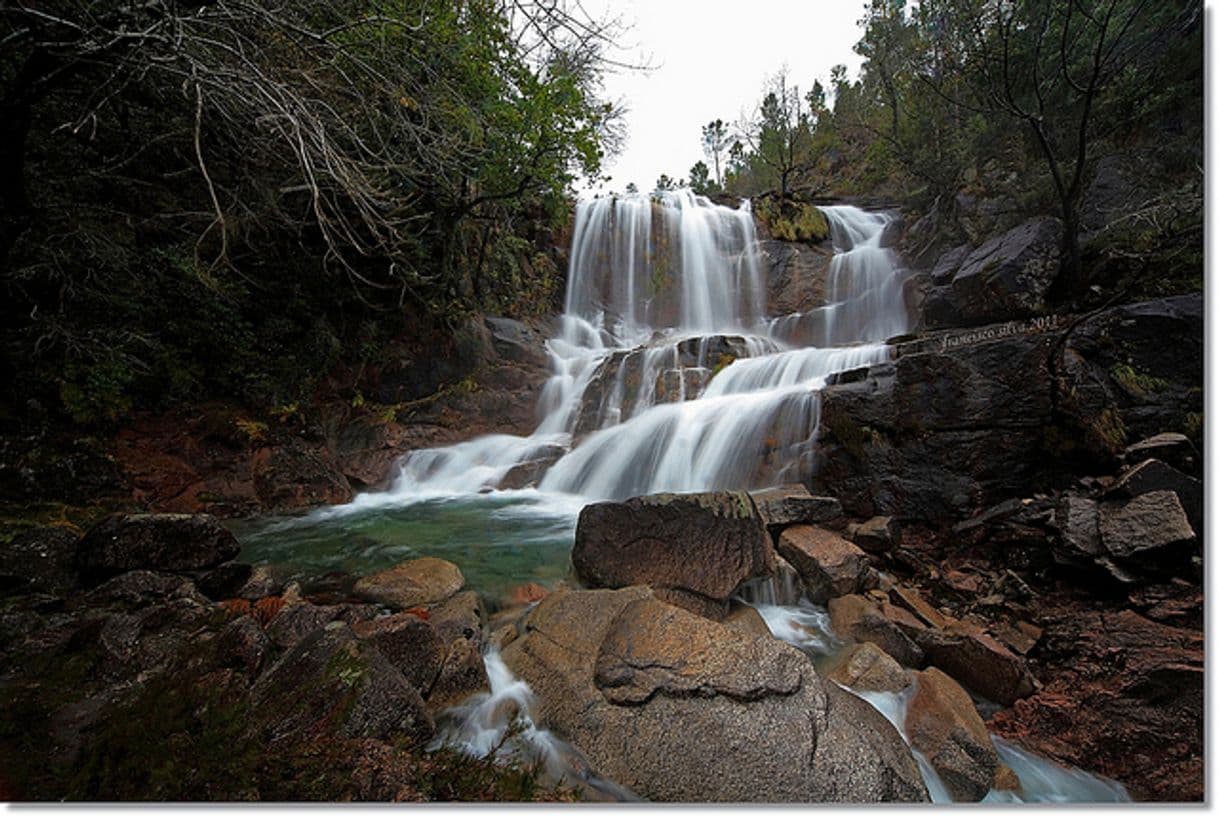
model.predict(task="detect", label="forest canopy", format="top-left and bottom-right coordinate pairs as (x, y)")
top-left (1, 0), bottom-right (622, 420)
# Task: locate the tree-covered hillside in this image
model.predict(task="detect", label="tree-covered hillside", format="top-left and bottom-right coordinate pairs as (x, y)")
top-left (1, 0), bottom-right (620, 424)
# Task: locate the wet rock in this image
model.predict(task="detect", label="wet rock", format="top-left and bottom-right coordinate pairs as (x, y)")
top-left (1124, 432), bottom-right (1199, 474)
top-left (332, 416), bottom-right (411, 489)
top-left (84, 569), bottom-right (208, 608)
top-left (427, 591), bottom-right (486, 645)
top-left (993, 763), bottom-right (1022, 793)
top-left (1053, 494), bottom-right (1103, 559)
top-left (264, 602), bottom-right (380, 650)
top-left (888, 586), bottom-right (953, 630)
top-left (505, 582), bottom-right (549, 607)
top-left (352, 557), bottom-right (465, 611)
top-left (776, 525), bottom-right (870, 604)
top-left (989, 608), bottom-right (1203, 801)
top-left (213, 614), bottom-right (270, 675)
top-left (76, 513), bottom-right (240, 582)
top-left (572, 491), bottom-right (774, 604)
top-left (196, 561), bottom-right (254, 601)
top-left (251, 624), bottom-right (434, 745)
top-left (925, 217), bottom-right (1062, 328)
top-left (928, 244), bottom-right (971, 285)
top-left (828, 594), bottom-right (924, 668)
top-left (749, 485), bottom-right (845, 531)
top-left (822, 641), bottom-right (910, 693)
top-left (502, 587), bottom-right (927, 802)
top-left (760, 240), bottom-right (834, 315)
top-left (423, 590), bottom-right (490, 711)
top-left (814, 329), bottom-right (1058, 520)
top-left (849, 515), bottom-right (901, 552)
top-left (352, 613), bottom-right (446, 693)
top-left (905, 667), bottom-right (999, 801)
top-left (722, 601), bottom-right (772, 640)
top-left (1099, 490), bottom-right (1195, 561)
top-left (427, 636), bottom-right (491, 713)
top-left (484, 315), bottom-right (549, 368)
top-left (251, 439), bottom-right (353, 513)
top-left (235, 564), bottom-right (290, 600)
top-left (498, 446), bottom-right (565, 490)
top-left (0, 525), bottom-right (80, 595)
top-left (1108, 459), bottom-right (1201, 531)
top-left (916, 626), bottom-right (1038, 706)
top-left (816, 295), bottom-right (1200, 521)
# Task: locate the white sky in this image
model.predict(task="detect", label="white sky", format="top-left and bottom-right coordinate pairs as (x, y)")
top-left (580, 0), bottom-right (869, 194)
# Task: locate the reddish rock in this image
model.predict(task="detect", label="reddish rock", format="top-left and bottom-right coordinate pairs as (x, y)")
top-left (828, 594), bottom-right (925, 668)
top-left (916, 625), bottom-right (1038, 706)
top-left (776, 525), bottom-right (870, 604)
top-left (507, 582), bottom-right (549, 606)
top-left (905, 668), bottom-right (998, 802)
top-left (850, 516), bottom-right (901, 552)
top-left (251, 439), bottom-right (353, 513)
top-left (352, 557), bottom-right (465, 611)
top-left (989, 608), bottom-right (1203, 801)
top-left (888, 586), bottom-right (953, 629)
top-left (822, 641), bottom-right (910, 693)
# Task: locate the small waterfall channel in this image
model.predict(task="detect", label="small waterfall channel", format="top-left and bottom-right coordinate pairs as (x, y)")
top-left (240, 190), bottom-right (1129, 802)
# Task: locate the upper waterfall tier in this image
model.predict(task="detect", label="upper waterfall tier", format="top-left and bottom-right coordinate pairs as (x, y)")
top-left (564, 189), bottom-right (766, 343)
top-left (381, 194), bottom-right (913, 500)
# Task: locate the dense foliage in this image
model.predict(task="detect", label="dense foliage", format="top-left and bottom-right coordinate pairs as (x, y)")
top-left (693, 0), bottom-right (1201, 296)
top-left (0, 0), bottom-right (619, 423)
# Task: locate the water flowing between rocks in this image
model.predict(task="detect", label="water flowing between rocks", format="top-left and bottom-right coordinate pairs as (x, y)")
top-left (238, 191), bottom-right (1128, 802)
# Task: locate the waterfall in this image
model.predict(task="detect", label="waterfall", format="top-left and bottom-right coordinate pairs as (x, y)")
top-left (380, 191), bottom-right (910, 501)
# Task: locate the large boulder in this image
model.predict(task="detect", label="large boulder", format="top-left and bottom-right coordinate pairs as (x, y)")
top-left (352, 557), bottom-right (465, 611)
top-left (76, 513), bottom-right (240, 582)
top-left (905, 668), bottom-right (999, 801)
top-left (814, 294), bottom-right (1202, 521)
top-left (424, 591), bottom-right (491, 712)
top-left (250, 623), bottom-right (434, 746)
top-left (501, 587), bottom-right (928, 802)
top-left (814, 328), bottom-right (1058, 520)
top-left (572, 492), bottom-right (774, 612)
top-left (351, 613), bottom-right (446, 693)
top-left (776, 525), bottom-right (870, 604)
top-left (922, 217), bottom-right (1062, 328)
top-left (1057, 293), bottom-right (1202, 455)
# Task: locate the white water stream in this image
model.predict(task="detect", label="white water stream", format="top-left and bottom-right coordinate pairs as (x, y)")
top-left (253, 190), bottom-right (1128, 802)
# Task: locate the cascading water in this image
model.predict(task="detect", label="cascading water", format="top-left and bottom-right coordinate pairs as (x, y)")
top-left (377, 189), bottom-right (909, 502)
top-left (239, 189), bottom-right (1131, 802)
